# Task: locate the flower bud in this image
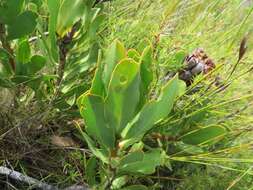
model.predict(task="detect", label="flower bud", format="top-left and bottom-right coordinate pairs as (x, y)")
top-left (179, 70), bottom-right (192, 81)
top-left (191, 62), bottom-right (204, 75)
top-left (186, 57), bottom-right (198, 70)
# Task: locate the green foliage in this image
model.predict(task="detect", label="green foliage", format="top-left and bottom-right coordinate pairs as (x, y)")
top-left (56, 0), bottom-right (87, 37)
top-left (1, 0), bottom-right (253, 189)
top-left (77, 0), bottom-right (253, 189)
top-left (16, 39), bottom-right (31, 64)
top-left (0, 0), bottom-right (103, 113)
top-left (121, 185), bottom-right (148, 190)
top-left (181, 125), bottom-right (226, 145)
top-left (0, 0), bottom-right (24, 24)
top-left (86, 156), bottom-right (97, 186)
top-left (118, 149), bottom-right (162, 175)
top-left (121, 75), bottom-right (181, 143)
top-left (47, 0), bottom-right (60, 62)
top-left (79, 94), bottom-right (116, 149)
top-left (77, 40), bottom-right (231, 189)
top-left (103, 40), bottom-right (126, 89)
top-left (7, 11), bottom-right (38, 40)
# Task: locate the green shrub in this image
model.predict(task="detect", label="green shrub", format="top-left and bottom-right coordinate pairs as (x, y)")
top-left (1, 1), bottom-right (253, 189)
top-left (76, 39), bottom-right (247, 189)
top-left (0, 0), bottom-right (104, 114)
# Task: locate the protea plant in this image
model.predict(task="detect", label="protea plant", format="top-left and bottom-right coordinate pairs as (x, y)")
top-left (76, 40), bottom-right (230, 189)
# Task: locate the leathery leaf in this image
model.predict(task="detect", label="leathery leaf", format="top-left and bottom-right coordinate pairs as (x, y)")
top-left (105, 58), bottom-right (141, 134)
top-left (118, 149), bottom-right (162, 174)
top-left (121, 75), bottom-right (180, 146)
top-left (181, 125), bottom-right (226, 145)
top-left (79, 93), bottom-right (115, 149)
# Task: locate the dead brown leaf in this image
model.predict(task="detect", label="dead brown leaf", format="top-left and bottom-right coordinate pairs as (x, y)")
top-left (51, 135), bottom-right (79, 148)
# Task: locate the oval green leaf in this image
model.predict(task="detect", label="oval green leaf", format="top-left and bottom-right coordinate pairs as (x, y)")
top-left (181, 125), bottom-right (226, 145)
top-left (7, 11), bottom-right (37, 40)
top-left (105, 58), bottom-right (141, 134)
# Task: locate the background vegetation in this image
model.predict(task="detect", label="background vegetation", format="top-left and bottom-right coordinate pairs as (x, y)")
top-left (0, 0), bottom-right (253, 189)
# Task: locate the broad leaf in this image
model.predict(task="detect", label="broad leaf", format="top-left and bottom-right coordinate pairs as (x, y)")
top-left (181, 125), bottom-right (226, 145)
top-left (79, 93), bottom-right (115, 149)
top-left (127, 49), bottom-right (140, 62)
top-left (65, 94), bottom-right (76, 106)
top-left (7, 11), bottom-right (37, 40)
top-left (137, 46), bottom-right (154, 108)
top-left (137, 39), bottom-right (152, 53)
top-left (11, 75), bottom-right (31, 84)
top-left (118, 149), bottom-right (162, 174)
top-left (16, 39), bottom-right (31, 64)
top-left (103, 40), bottom-right (126, 90)
top-left (88, 14), bottom-right (105, 41)
top-left (77, 127), bottom-right (109, 163)
top-left (0, 0), bottom-right (24, 24)
top-left (139, 46), bottom-right (153, 102)
top-left (174, 51), bottom-right (186, 65)
top-left (112, 176), bottom-right (128, 190)
top-left (26, 55), bottom-right (46, 74)
top-left (47, 0), bottom-right (60, 62)
top-left (0, 48), bottom-right (13, 76)
top-left (178, 79), bottom-right (186, 97)
top-left (56, 0), bottom-right (86, 36)
top-left (90, 51), bottom-right (104, 96)
top-left (86, 156), bottom-right (97, 187)
top-left (121, 75), bottom-right (180, 143)
top-left (105, 58), bottom-right (141, 134)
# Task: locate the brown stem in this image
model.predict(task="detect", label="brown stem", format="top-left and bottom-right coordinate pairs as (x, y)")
top-left (56, 24), bottom-right (77, 86)
top-left (0, 23), bottom-right (15, 71)
top-left (56, 44), bottom-right (67, 86)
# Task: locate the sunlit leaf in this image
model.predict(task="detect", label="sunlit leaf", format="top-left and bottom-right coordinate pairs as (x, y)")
top-left (16, 39), bottom-right (31, 64)
top-left (103, 40), bottom-right (126, 89)
top-left (127, 49), bottom-right (140, 62)
top-left (112, 176), bottom-right (128, 189)
top-left (79, 93), bottom-right (115, 149)
top-left (105, 58), bottom-right (141, 134)
top-left (139, 46), bottom-right (154, 106)
top-left (47, 0), bottom-right (60, 62)
top-left (121, 75), bottom-right (180, 144)
top-left (56, 0), bottom-right (86, 36)
top-left (90, 51), bottom-right (104, 96)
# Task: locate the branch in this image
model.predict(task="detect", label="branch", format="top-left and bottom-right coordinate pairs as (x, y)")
top-left (0, 166), bottom-right (90, 190)
top-left (0, 166), bottom-right (57, 190)
top-left (28, 32), bottom-right (49, 43)
top-left (56, 24), bottom-right (78, 86)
